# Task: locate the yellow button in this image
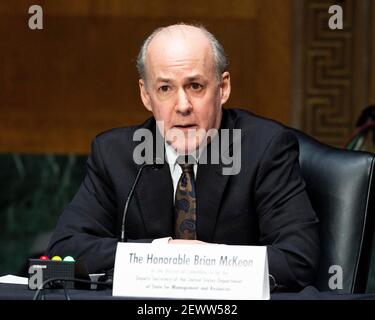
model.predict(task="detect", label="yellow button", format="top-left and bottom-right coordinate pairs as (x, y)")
top-left (51, 256), bottom-right (62, 261)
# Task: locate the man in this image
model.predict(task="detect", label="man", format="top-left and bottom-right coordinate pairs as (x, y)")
top-left (47, 23), bottom-right (319, 291)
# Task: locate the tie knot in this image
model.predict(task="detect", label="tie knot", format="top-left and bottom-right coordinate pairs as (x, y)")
top-left (176, 155), bottom-right (195, 173)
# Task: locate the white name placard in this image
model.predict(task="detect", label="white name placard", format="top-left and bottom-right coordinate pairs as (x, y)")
top-left (113, 243), bottom-right (269, 300)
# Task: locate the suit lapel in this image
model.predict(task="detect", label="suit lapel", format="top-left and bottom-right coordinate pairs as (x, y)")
top-left (136, 163), bottom-right (174, 237)
top-left (196, 109), bottom-right (235, 242)
top-left (196, 163), bottom-right (230, 242)
top-left (134, 121), bottom-right (175, 237)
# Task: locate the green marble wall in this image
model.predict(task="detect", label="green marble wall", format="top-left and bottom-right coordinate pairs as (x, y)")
top-left (0, 154), bottom-right (86, 276)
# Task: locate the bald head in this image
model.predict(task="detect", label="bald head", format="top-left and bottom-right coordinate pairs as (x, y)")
top-left (136, 24), bottom-right (228, 83)
top-left (137, 23), bottom-right (231, 154)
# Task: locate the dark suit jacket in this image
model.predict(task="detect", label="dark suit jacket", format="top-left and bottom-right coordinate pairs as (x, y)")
top-left (47, 108), bottom-right (319, 290)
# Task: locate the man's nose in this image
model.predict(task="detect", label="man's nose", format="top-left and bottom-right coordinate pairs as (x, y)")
top-left (175, 89), bottom-right (192, 114)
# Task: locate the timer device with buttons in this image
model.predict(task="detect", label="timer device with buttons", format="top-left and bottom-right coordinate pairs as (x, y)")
top-left (28, 255), bottom-right (90, 290)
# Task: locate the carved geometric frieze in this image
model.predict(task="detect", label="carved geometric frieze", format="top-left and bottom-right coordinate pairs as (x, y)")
top-left (292, 0), bottom-right (371, 147)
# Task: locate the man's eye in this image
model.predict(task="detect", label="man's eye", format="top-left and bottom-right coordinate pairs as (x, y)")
top-left (159, 85), bottom-right (170, 92)
top-left (190, 83), bottom-right (203, 90)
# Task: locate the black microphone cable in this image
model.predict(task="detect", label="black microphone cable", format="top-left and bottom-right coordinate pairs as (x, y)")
top-left (32, 277), bottom-right (113, 300)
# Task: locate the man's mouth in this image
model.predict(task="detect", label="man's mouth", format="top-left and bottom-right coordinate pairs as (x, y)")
top-left (173, 124), bottom-right (198, 129)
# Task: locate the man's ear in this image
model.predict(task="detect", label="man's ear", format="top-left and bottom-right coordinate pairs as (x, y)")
top-left (139, 79), bottom-right (152, 112)
top-left (220, 71), bottom-right (231, 105)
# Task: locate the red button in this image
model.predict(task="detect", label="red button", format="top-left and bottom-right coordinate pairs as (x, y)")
top-left (39, 255), bottom-right (49, 260)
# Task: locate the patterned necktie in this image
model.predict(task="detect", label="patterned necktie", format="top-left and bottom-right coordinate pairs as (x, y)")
top-left (174, 155), bottom-right (197, 239)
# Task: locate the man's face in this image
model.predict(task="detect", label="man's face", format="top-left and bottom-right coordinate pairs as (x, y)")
top-left (139, 26), bottom-right (231, 154)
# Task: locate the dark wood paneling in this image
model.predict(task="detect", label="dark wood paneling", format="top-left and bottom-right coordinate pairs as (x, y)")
top-left (0, 0), bottom-right (257, 18)
top-left (0, 0), bottom-right (291, 154)
top-left (253, 0), bottom-right (291, 125)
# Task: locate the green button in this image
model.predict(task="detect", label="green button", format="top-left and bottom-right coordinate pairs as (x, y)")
top-left (63, 256), bottom-right (75, 262)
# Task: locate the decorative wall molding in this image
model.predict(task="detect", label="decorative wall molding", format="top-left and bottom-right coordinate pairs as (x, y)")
top-left (292, 0), bottom-right (371, 147)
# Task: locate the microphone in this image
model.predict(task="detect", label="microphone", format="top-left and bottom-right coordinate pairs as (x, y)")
top-left (120, 158), bottom-right (164, 242)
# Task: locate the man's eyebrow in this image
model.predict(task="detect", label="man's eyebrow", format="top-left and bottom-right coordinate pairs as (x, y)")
top-left (186, 75), bottom-right (204, 81)
top-left (155, 75), bottom-right (206, 83)
top-left (155, 77), bottom-right (171, 83)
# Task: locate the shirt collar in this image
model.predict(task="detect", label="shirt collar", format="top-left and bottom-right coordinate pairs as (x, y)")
top-left (165, 143), bottom-right (199, 173)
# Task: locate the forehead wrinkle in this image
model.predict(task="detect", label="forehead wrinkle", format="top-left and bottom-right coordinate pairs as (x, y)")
top-left (155, 74), bottom-right (206, 84)
top-left (148, 52), bottom-right (214, 82)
